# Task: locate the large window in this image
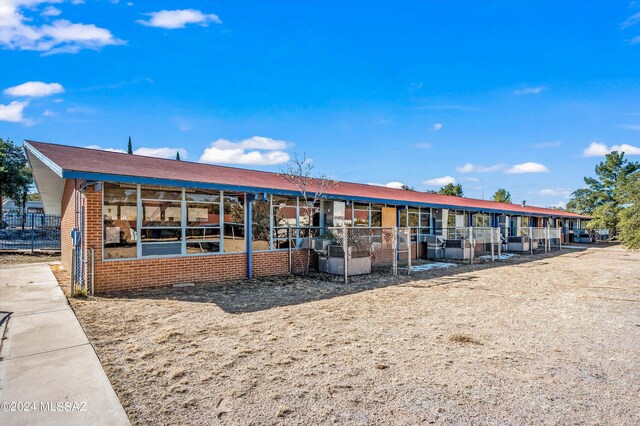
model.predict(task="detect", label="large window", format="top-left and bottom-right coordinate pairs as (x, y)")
top-left (103, 183), bottom-right (138, 260)
top-left (272, 196), bottom-right (297, 249)
top-left (252, 199), bottom-right (270, 251)
top-left (353, 203), bottom-right (369, 227)
top-left (420, 208), bottom-right (431, 235)
top-left (186, 189), bottom-right (221, 254)
top-left (141, 187), bottom-right (182, 257)
top-left (223, 193), bottom-right (245, 253)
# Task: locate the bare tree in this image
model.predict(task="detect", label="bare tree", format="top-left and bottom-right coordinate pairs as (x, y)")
top-left (281, 153), bottom-right (338, 275)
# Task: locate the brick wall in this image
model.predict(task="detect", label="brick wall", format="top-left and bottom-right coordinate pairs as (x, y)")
top-left (60, 179), bottom-right (77, 271)
top-left (79, 184), bottom-right (311, 293)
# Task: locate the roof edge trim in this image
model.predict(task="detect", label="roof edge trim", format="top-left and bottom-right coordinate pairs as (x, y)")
top-left (63, 170), bottom-right (586, 219)
top-left (24, 141), bottom-right (64, 178)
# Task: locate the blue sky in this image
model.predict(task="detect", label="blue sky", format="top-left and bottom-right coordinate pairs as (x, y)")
top-left (2, 1), bottom-right (640, 208)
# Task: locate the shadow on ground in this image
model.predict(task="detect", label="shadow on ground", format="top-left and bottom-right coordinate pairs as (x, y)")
top-left (95, 246), bottom-right (604, 314)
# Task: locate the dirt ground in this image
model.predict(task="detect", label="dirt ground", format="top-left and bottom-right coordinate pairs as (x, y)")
top-left (68, 246), bottom-right (639, 425)
top-left (0, 251), bottom-right (59, 265)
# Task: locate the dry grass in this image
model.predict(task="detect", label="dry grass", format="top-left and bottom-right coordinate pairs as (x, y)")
top-left (448, 333), bottom-right (481, 344)
top-left (66, 246), bottom-right (640, 425)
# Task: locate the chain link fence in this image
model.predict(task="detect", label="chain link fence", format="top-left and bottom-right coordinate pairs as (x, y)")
top-left (286, 226), bottom-right (412, 283)
top-left (513, 227), bottom-right (562, 254)
top-left (0, 211), bottom-right (61, 252)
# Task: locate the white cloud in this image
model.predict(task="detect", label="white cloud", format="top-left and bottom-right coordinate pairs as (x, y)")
top-left (423, 176), bottom-right (456, 186)
top-left (459, 176), bottom-right (479, 183)
top-left (4, 81), bottom-right (64, 97)
top-left (199, 136), bottom-right (291, 166)
top-left (0, 1), bottom-right (123, 54)
top-left (368, 181), bottom-right (406, 189)
top-left (619, 124), bottom-right (640, 130)
top-left (583, 141), bottom-right (640, 157)
top-left (621, 12), bottom-right (640, 29)
top-left (414, 142), bottom-right (431, 149)
top-left (538, 188), bottom-right (572, 198)
top-left (506, 162), bottom-right (549, 174)
top-left (86, 145), bottom-right (188, 159)
top-left (42, 6), bottom-right (61, 17)
top-left (137, 9), bottom-right (221, 29)
top-left (531, 140), bottom-right (561, 148)
top-left (550, 201), bottom-right (567, 209)
top-left (630, 36), bottom-right (640, 45)
top-left (85, 145), bottom-right (126, 153)
top-left (456, 163), bottom-right (505, 173)
top-left (0, 100), bottom-right (29, 123)
top-left (43, 109), bottom-right (55, 117)
top-left (432, 123), bottom-right (443, 131)
top-left (513, 86), bottom-right (544, 95)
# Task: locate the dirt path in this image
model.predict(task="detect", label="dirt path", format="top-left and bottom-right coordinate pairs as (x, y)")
top-left (70, 246), bottom-right (640, 425)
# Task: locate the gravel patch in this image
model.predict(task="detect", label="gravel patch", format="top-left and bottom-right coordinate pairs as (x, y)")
top-left (67, 246), bottom-right (640, 425)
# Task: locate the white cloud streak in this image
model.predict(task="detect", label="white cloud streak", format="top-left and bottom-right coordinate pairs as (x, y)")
top-left (0, 100), bottom-right (29, 123)
top-left (531, 141), bottom-right (561, 148)
top-left (432, 123), bottom-right (443, 131)
top-left (0, 1), bottom-right (123, 54)
top-left (583, 142), bottom-right (640, 157)
top-left (456, 163), bottom-right (505, 173)
top-left (199, 136), bottom-right (291, 166)
top-left (137, 9), bottom-right (221, 29)
top-left (4, 81), bottom-right (64, 97)
top-left (423, 176), bottom-right (456, 186)
top-left (621, 12), bottom-right (640, 29)
top-left (86, 145), bottom-right (188, 159)
top-left (538, 188), bottom-right (572, 198)
top-left (505, 162), bottom-right (549, 174)
top-left (513, 86), bottom-right (544, 95)
top-left (367, 181), bottom-right (406, 189)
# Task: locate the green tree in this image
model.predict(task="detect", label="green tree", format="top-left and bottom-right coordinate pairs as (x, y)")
top-left (127, 136), bottom-right (133, 154)
top-left (617, 171), bottom-right (640, 249)
top-left (0, 138), bottom-right (33, 222)
top-left (492, 188), bottom-right (512, 203)
top-left (567, 151), bottom-right (640, 236)
top-left (176, 151), bottom-right (181, 161)
top-left (401, 184), bottom-right (415, 191)
top-left (438, 183), bottom-right (463, 197)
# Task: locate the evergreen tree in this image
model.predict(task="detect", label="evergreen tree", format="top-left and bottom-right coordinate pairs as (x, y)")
top-left (438, 183), bottom-right (464, 197)
top-left (567, 151), bottom-right (640, 236)
top-left (176, 151), bottom-right (181, 161)
top-left (492, 188), bottom-right (512, 203)
top-left (127, 136), bottom-right (133, 154)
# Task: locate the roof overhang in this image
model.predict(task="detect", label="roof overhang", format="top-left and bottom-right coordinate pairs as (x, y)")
top-left (24, 142), bottom-right (64, 216)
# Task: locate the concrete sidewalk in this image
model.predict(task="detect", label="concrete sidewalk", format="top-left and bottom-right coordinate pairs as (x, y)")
top-left (0, 263), bottom-right (129, 426)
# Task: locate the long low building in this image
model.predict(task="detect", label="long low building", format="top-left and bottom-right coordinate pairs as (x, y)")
top-left (25, 140), bottom-right (590, 292)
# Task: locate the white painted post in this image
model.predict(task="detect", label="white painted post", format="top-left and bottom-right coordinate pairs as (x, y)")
top-left (343, 225), bottom-right (348, 284)
top-left (392, 227), bottom-right (398, 276)
top-left (497, 228), bottom-right (502, 260)
top-left (530, 226), bottom-right (534, 255)
top-left (490, 229), bottom-right (495, 262)
top-left (469, 226), bottom-right (474, 265)
top-left (288, 226), bottom-right (292, 274)
top-left (406, 228), bottom-right (412, 275)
